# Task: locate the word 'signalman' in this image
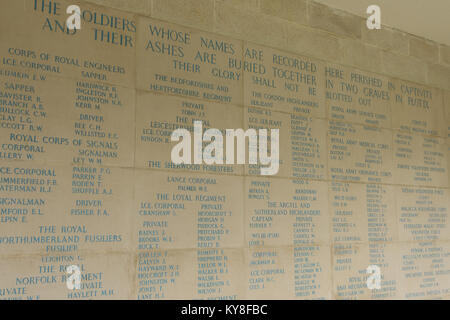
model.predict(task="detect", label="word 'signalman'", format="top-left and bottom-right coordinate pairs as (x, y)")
top-left (171, 121), bottom-right (280, 176)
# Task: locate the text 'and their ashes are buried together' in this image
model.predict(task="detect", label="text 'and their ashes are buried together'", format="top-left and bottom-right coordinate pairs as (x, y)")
top-left (31, 0), bottom-right (431, 115)
top-left (34, 0), bottom-right (317, 88)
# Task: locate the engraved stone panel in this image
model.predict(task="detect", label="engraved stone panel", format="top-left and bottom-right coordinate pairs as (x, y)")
top-left (133, 170), bottom-right (245, 299)
top-left (136, 248), bottom-right (246, 300)
top-left (329, 182), bottom-right (397, 244)
top-left (244, 177), bottom-right (332, 299)
top-left (0, 162), bottom-right (134, 255)
top-left (397, 241), bottom-right (450, 299)
top-left (133, 170), bottom-right (244, 251)
top-left (393, 132), bottom-right (448, 187)
top-left (0, 75), bottom-right (135, 168)
top-left (391, 80), bottom-right (445, 137)
top-left (325, 64), bottom-right (391, 128)
top-left (245, 107), bottom-right (327, 179)
top-left (0, 0), bottom-right (139, 301)
top-left (332, 242), bottom-right (400, 299)
top-left (245, 245), bottom-right (332, 299)
top-left (244, 43), bottom-right (325, 118)
top-left (328, 121), bottom-right (394, 184)
top-left (135, 92), bottom-right (243, 175)
top-left (136, 16), bottom-right (243, 105)
top-left (0, 0), bottom-right (136, 88)
top-left (1, 0), bottom-right (449, 301)
top-left (245, 177), bottom-right (329, 247)
top-left (396, 186), bottom-right (450, 242)
top-left (0, 252), bottom-right (133, 299)
top-left (329, 181), bottom-right (399, 299)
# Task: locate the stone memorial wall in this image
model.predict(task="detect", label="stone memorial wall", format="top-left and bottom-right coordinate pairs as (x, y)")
top-left (0, 0), bottom-right (449, 299)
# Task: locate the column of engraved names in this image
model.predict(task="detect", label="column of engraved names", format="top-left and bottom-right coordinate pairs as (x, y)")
top-left (134, 171), bottom-right (244, 299)
top-left (243, 44), bottom-right (327, 179)
top-left (0, 0), bottom-right (136, 299)
top-left (397, 187), bottom-right (450, 299)
top-left (246, 178), bottom-right (330, 299)
top-left (330, 182), bottom-right (397, 299)
top-left (326, 63), bottom-right (397, 298)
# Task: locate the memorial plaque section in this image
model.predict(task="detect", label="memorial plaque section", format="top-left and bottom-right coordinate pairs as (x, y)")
top-left (0, 0), bottom-right (449, 300)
